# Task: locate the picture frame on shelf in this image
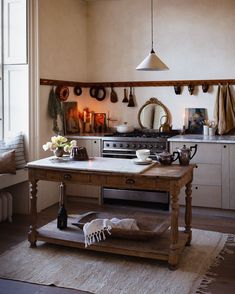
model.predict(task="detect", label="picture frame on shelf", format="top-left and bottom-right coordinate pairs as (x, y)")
top-left (185, 108), bottom-right (207, 134)
top-left (94, 113), bottom-right (106, 132)
top-left (62, 102), bottom-right (80, 135)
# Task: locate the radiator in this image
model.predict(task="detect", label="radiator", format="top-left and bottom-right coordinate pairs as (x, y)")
top-left (0, 191), bottom-right (13, 222)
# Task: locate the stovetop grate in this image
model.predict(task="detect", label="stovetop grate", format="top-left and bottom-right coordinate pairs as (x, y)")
top-left (104, 129), bottom-right (180, 138)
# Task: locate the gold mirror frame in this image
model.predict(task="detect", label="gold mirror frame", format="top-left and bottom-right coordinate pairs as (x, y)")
top-left (138, 98), bottom-right (171, 130)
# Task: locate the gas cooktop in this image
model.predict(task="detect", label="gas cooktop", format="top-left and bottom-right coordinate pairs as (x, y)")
top-left (104, 129), bottom-right (180, 138)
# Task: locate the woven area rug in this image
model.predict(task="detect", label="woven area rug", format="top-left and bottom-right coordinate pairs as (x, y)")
top-left (0, 229), bottom-right (230, 294)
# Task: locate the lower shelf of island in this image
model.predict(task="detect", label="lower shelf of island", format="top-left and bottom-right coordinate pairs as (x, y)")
top-left (36, 215), bottom-right (189, 262)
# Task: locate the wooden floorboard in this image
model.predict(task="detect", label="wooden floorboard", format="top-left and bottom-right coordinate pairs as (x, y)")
top-left (0, 202), bottom-right (235, 294)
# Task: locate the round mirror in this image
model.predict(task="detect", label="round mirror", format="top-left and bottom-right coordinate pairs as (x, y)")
top-left (138, 98), bottom-right (171, 130)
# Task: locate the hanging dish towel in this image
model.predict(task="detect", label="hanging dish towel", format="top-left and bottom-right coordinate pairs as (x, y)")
top-left (214, 84), bottom-right (226, 135)
top-left (214, 84), bottom-right (235, 135)
top-left (224, 84), bottom-right (235, 133)
top-left (83, 218), bottom-right (139, 247)
top-left (48, 87), bottom-right (63, 134)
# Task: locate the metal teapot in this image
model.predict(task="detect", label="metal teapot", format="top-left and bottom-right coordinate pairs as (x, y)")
top-left (176, 144), bottom-right (197, 166)
top-left (155, 150), bottom-right (179, 166)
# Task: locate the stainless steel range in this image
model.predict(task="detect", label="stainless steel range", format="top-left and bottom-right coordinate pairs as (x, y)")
top-left (102, 135), bottom-right (168, 159)
top-left (101, 130), bottom-right (178, 210)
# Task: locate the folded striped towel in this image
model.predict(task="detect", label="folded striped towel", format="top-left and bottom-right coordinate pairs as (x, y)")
top-left (83, 218), bottom-right (139, 247)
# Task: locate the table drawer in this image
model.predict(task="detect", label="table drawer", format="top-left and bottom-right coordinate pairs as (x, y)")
top-left (46, 170), bottom-right (90, 183)
top-left (106, 176), bottom-right (167, 190)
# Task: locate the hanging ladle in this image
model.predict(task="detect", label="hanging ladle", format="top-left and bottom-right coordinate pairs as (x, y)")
top-left (110, 85), bottom-right (118, 103)
top-left (127, 87), bottom-right (135, 107)
top-left (122, 88), bottom-right (129, 103)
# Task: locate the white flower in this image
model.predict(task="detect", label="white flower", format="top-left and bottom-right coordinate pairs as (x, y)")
top-left (42, 135), bottom-right (74, 154)
top-left (50, 143), bottom-right (57, 151)
top-left (70, 140), bottom-right (77, 147)
top-left (42, 142), bottom-right (52, 151)
top-left (63, 145), bottom-right (71, 153)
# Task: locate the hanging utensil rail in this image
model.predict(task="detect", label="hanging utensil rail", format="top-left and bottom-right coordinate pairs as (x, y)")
top-left (40, 78), bottom-right (235, 88)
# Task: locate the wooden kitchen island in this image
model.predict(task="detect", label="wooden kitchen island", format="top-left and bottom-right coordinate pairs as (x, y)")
top-left (27, 156), bottom-right (194, 269)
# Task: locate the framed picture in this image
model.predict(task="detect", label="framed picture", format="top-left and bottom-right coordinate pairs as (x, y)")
top-left (62, 102), bottom-right (80, 134)
top-left (94, 113), bottom-right (106, 132)
top-left (185, 108), bottom-right (207, 134)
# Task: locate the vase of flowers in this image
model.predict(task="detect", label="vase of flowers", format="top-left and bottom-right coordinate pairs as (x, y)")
top-left (43, 135), bottom-right (77, 157)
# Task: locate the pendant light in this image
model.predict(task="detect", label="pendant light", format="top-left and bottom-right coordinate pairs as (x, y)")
top-left (136, 0), bottom-right (169, 71)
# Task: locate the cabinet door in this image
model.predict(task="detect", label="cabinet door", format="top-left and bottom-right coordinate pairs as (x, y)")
top-left (193, 163), bottom-right (221, 186)
top-left (229, 144), bottom-right (235, 209)
top-left (179, 185), bottom-right (221, 208)
top-left (66, 138), bottom-right (101, 200)
top-left (170, 142), bottom-right (222, 164)
top-left (170, 141), bottom-right (222, 208)
top-left (3, 0), bottom-right (27, 64)
top-left (78, 139), bottom-right (101, 157)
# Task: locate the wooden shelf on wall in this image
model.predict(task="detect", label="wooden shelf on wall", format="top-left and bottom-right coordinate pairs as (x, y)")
top-left (40, 78), bottom-right (235, 88)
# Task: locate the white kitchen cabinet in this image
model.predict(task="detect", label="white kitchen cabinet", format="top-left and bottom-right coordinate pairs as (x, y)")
top-left (66, 138), bottom-right (102, 201)
top-left (170, 142), bottom-right (223, 209)
top-left (229, 144), bottom-right (235, 209)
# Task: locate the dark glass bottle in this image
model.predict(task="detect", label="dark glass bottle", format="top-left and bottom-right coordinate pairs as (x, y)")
top-left (57, 204), bottom-right (67, 230)
top-left (57, 182), bottom-right (68, 230)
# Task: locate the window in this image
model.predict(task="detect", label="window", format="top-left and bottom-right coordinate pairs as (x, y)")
top-left (0, 0), bottom-right (28, 139)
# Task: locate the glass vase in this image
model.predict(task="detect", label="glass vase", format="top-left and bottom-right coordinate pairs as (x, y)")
top-left (54, 147), bottom-right (64, 157)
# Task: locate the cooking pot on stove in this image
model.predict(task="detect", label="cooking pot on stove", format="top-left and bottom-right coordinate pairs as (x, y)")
top-left (155, 150), bottom-right (178, 166)
top-left (115, 122), bottom-right (134, 133)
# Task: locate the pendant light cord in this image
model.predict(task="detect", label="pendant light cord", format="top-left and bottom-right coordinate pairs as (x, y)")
top-left (151, 0), bottom-right (155, 53)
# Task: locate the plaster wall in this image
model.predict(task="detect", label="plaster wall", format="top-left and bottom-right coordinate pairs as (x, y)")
top-left (80, 0), bottom-right (235, 129)
top-left (37, 0), bottom-right (235, 208)
top-left (38, 0), bottom-right (87, 211)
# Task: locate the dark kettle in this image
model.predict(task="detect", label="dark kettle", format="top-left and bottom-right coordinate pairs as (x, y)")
top-left (176, 144), bottom-right (197, 166)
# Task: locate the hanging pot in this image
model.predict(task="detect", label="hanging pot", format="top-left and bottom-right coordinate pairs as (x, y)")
top-left (89, 86), bottom-right (106, 101)
top-left (55, 86), bottom-right (69, 101)
top-left (74, 85), bottom-right (82, 96)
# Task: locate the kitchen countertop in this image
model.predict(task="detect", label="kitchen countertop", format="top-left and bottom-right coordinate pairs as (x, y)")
top-left (168, 134), bottom-right (235, 144)
top-left (66, 133), bottom-right (112, 140)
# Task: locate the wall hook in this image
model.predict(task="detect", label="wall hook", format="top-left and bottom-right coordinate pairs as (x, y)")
top-left (188, 84), bottom-right (194, 95)
top-left (174, 85), bottom-right (182, 95)
top-left (202, 83), bottom-right (209, 93)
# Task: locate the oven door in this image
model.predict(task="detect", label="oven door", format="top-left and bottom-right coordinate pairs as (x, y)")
top-left (102, 187), bottom-right (169, 210)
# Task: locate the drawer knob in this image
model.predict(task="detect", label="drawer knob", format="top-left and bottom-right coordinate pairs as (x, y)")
top-left (224, 145), bottom-right (227, 148)
top-left (126, 178), bottom-right (135, 185)
top-left (64, 173), bottom-right (72, 180)
top-left (195, 186), bottom-right (198, 190)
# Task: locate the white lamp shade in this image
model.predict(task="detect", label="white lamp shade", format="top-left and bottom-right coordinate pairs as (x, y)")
top-left (136, 51), bottom-right (169, 71)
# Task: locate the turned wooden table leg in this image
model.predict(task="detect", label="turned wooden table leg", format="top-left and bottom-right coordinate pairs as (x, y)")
top-left (28, 179), bottom-right (38, 247)
top-left (168, 184), bottom-right (180, 270)
top-left (184, 180), bottom-right (193, 246)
